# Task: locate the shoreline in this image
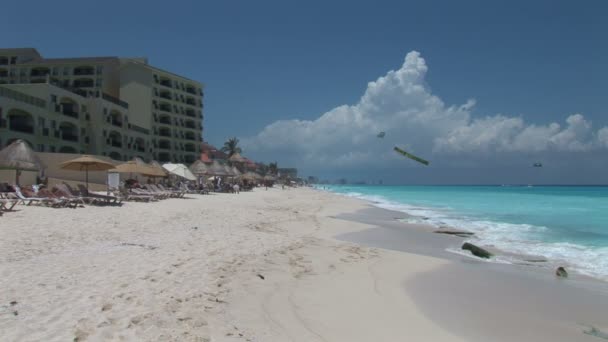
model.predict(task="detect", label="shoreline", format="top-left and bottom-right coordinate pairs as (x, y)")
top-left (1, 187), bottom-right (607, 341)
top-left (320, 186), bottom-right (608, 283)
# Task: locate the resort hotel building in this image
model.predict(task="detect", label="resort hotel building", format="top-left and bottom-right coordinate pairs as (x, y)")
top-left (0, 48), bottom-right (204, 164)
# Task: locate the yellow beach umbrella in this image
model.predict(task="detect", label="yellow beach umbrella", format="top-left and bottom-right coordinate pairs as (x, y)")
top-left (60, 155), bottom-right (115, 190)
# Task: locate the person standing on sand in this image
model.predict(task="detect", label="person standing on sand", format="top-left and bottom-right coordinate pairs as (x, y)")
top-left (233, 183), bottom-right (240, 194)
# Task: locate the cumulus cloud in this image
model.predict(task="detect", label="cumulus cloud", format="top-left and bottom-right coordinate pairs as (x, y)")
top-left (242, 51), bottom-right (607, 169)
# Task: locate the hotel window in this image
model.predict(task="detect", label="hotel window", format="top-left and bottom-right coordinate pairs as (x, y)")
top-left (51, 95), bottom-right (57, 103)
top-left (52, 67), bottom-right (58, 76)
top-left (38, 117), bottom-right (45, 128)
top-left (51, 120), bottom-right (56, 128)
top-left (10, 57), bottom-right (16, 65)
top-left (96, 78), bottom-right (102, 87)
top-left (96, 65), bottom-right (103, 74)
top-left (63, 67), bottom-right (70, 76)
top-left (20, 68), bottom-right (26, 76)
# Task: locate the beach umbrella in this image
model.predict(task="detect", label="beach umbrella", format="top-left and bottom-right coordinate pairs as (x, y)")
top-left (231, 166), bottom-right (242, 177)
top-left (208, 160), bottom-right (229, 176)
top-left (162, 163), bottom-right (196, 181)
top-left (264, 174), bottom-right (276, 181)
top-left (189, 160), bottom-right (211, 175)
top-left (111, 158), bottom-right (159, 177)
top-left (223, 164), bottom-right (235, 177)
top-left (228, 152), bottom-right (247, 163)
top-left (148, 160), bottom-right (168, 178)
top-left (0, 139), bottom-right (43, 185)
top-left (240, 171), bottom-right (262, 181)
top-left (59, 155), bottom-right (115, 190)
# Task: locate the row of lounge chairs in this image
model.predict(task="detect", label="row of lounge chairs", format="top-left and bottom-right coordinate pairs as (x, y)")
top-left (0, 181), bottom-right (211, 215)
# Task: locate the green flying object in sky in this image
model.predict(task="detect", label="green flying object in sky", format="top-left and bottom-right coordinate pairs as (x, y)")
top-left (394, 146), bottom-right (430, 166)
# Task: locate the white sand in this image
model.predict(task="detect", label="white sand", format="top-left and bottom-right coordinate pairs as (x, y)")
top-left (1, 187), bottom-right (464, 341)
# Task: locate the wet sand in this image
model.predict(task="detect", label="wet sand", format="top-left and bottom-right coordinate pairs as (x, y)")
top-left (336, 204), bottom-right (608, 341)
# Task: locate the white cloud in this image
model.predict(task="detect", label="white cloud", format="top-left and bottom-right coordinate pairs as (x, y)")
top-left (243, 51), bottom-right (606, 169)
top-left (598, 127), bottom-right (608, 148)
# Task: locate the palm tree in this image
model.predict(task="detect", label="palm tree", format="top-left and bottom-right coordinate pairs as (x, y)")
top-left (221, 137), bottom-right (242, 157)
top-left (268, 162), bottom-right (278, 175)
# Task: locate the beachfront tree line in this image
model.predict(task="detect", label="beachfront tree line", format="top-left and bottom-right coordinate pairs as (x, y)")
top-left (221, 137), bottom-right (279, 176)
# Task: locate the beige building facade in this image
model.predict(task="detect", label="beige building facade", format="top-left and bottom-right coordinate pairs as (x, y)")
top-left (0, 48), bottom-right (204, 163)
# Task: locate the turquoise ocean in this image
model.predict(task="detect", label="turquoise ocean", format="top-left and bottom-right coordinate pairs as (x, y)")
top-left (317, 185), bottom-right (608, 280)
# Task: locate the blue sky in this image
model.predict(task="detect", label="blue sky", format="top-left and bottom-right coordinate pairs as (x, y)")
top-left (3, 0), bottom-right (607, 183)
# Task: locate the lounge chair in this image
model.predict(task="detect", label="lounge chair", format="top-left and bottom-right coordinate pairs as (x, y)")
top-left (131, 187), bottom-right (167, 200)
top-left (144, 184), bottom-right (176, 198)
top-left (76, 184), bottom-right (123, 206)
top-left (155, 184), bottom-right (185, 198)
top-left (12, 186), bottom-right (66, 208)
top-left (55, 184), bottom-right (99, 205)
top-left (115, 188), bottom-right (155, 202)
top-left (0, 198), bottom-right (19, 212)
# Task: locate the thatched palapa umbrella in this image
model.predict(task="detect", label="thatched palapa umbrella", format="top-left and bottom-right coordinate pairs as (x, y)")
top-left (148, 160), bottom-right (168, 178)
top-left (189, 160), bottom-right (211, 176)
top-left (0, 139), bottom-right (43, 185)
top-left (60, 155), bottom-right (115, 190)
top-left (111, 158), bottom-right (165, 178)
top-left (208, 160), bottom-right (229, 176)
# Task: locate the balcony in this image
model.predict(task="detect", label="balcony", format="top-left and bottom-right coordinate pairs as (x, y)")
top-left (185, 109), bottom-right (195, 117)
top-left (158, 152), bottom-right (171, 162)
top-left (185, 121), bottom-right (196, 129)
top-left (158, 128), bottom-right (171, 137)
top-left (184, 144), bottom-right (195, 152)
top-left (59, 122), bottom-right (79, 142)
top-left (185, 98), bottom-right (196, 106)
top-left (159, 79), bottom-right (172, 88)
top-left (159, 92), bottom-right (172, 100)
top-left (159, 104), bottom-right (172, 113)
top-left (61, 134), bottom-right (78, 142)
top-left (59, 103), bottom-right (79, 119)
top-left (30, 68), bottom-right (50, 77)
top-left (158, 141), bottom-right (171, 150)
top-left (102, 93), bottom-right (129, 109)
top-left (184, 132), bottom-right (196, 141)
top-left (73, 78), bottom-right (94, 88)
top-left (159, 117), bottom-right (171, 125)
top-left (107, 131), bottom-right (122, 148)
top-left (186, 86), bottom-right (197, 95)
top-left (73, 66), bottom-right (95, 76)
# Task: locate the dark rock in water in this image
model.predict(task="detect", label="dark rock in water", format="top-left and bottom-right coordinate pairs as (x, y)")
top-left (583, 325), bottom-right (608, 340)
top-left (9, 301), bottom-right (17, 306)
top-left (524, 258), bottom-right (548, 263)
top-left (556, 266), bottom-right (568, 278)
top-left (435, 230), bottom-right (475, 238)
top-left (461, 242), bottom-right (492, 259)
top-left (257, 274), bottom-right (265, 280)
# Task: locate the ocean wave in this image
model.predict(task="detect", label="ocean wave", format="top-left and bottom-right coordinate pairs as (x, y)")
top-left (327, 188), bottom-right (608, 281)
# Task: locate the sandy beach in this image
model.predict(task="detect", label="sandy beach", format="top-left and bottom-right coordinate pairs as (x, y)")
top-left (1, 187), bottom-right (607, 341)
